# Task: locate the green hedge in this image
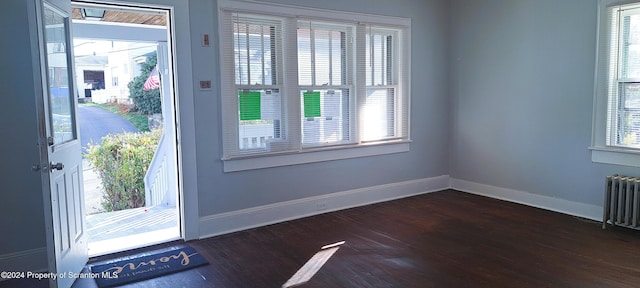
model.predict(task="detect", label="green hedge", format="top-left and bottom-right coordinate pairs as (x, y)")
top-left (128, 54), bottom-right (162, 115)
top-left (86, 129), bottom-right (161, 212)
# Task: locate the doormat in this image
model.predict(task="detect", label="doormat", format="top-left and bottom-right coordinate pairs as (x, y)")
top-left (90, 245), bottom-right (208, 288)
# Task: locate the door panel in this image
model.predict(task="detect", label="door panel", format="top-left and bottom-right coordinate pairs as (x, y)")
top-left (70, 168), bottom-right (82, 240)
top-left (53, 175), bottom-right (70, 252)
top-left (37, 0), bottom-right (88, 287)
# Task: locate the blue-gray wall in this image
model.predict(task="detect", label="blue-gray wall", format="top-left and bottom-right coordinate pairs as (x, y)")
top-left (7, 0), bottom-right (640, 271)
top-left (193, 0), bottom-right (451, 216)
top-left (0, 0), bottom-right (47, 257)
top-left (449, 0), bottom-right (640, 206)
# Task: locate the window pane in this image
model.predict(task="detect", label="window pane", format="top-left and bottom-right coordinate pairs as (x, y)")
top-left (298, 26), bottom-right (346, 86)
top-left (44, 6), bottom-right (75, 144)
top-left (234, 22), bottom-right (275, 85)
top-left (365, 29), bottom-right (397, 142)
top-left (617, 83), bottom-right (640, 147)
top-left (622, 14), bottom-right (640, 79)
top-left (298, 28), bottom-right (312, 86)
top-left (366, 32), bottom-right (393, 86)
top-left (617, 110), bottom-right (640, 147)
top-left (621, 82), bottom-right (640, 109)
top-left (332, 31), bottom-right (344, 85)
top-left (238, 89), bottom-right (281, 150)
top-left (362, 88), bottom-right (395, 141)
top-left (315, 30), bottom-right (331, 85)
top-left (301, 89), bottom-right (349, 145)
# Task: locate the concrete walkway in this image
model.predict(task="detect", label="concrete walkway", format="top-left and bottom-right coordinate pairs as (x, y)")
top-left (83, 159), bottom-right (104, 215)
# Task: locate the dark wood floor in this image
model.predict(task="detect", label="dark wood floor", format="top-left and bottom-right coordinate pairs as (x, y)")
top-left (4, 189), bottom-right (640, 287)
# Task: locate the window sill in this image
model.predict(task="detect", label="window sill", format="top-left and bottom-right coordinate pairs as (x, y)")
top-left (590, 146), bottom-right (640, 167)
top-left (223, 140), bottom-right (411, 172)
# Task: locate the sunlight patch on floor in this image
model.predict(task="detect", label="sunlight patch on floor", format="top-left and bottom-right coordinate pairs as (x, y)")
top-left (282, 241), bottom-right (344, 288)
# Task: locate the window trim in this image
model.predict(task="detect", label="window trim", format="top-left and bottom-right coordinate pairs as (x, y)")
top-left (592, 0), bottom-right (640, 167)
top-left (224, 140), bottom-right (411, 172)
top-left (218, 0), bottom-right (411, 172)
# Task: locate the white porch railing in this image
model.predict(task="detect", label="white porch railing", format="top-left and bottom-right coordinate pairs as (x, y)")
top-left (143, 41), bottom-right (176, 208)
top-left (144, 133), bottom-right (173, 206)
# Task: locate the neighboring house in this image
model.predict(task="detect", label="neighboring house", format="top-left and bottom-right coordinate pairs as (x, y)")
top-left (74, 40), bottom-right (159, 104)
top-left (74, 54), bottom-right (107, 100)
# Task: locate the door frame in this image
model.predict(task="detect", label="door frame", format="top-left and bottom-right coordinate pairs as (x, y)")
top-left (71, 0), bottom-right (184, 255)
top-left (35, 0), bottom-right (198, 285)
top-left (119, 0), bottom-right (200, 242)
top-left (69, 0), bottom-right (198, 241)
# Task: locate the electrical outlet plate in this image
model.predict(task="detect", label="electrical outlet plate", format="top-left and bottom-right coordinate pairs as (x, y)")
top-left (202, 33), bottom-right (210, 47)
top-left (199, 80), bottom-right (212, 90)
top-left (316, 201), bottom-right (328, 211)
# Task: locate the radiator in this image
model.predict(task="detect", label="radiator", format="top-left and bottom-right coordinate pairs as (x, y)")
top-left (603, 175), bottom-right (640, 230)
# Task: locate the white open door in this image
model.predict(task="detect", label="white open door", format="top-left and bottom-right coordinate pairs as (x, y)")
top-left (34, 0), bottom-right (88, 287)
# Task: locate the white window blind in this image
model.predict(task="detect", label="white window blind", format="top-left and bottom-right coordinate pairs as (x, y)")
top-left (219, 0), bottom-right (411, 167)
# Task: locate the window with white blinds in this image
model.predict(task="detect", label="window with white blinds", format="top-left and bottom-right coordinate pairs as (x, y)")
top-left (298, 22), bottom-right (352, 146)
top-left (221, 13), bottom-right (284, 153)
top-left (603, 4), bottom-right (640, 149)
top-left (593, 0), bottom-right (640, 167)
top-left (363, 29), bottom-right (398, 142)
top-left (218, 0), bottom-right (411, 170)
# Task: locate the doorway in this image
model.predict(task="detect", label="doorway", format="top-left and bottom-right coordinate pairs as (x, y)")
top-left (71, 1), bottom-right (181, 256)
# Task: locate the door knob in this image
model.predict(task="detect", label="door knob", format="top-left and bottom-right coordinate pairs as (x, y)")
top-left (50, 162), bottom-right (64, 172)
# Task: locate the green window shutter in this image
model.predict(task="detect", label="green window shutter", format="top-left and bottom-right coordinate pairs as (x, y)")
top-left (239, 91), bottom-right (261, 120)
top-left (303, 91), bottom-right (321, 117)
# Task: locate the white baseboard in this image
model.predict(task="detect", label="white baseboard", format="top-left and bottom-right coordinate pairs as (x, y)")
top-left (199, 176), bottom-right (603, 240)
top-left (199, 175), bottom-right (450, 239)
top-left (450, 178), bottom-right (602, 221)
top-left (0, 247), bottom-right (47, 276)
